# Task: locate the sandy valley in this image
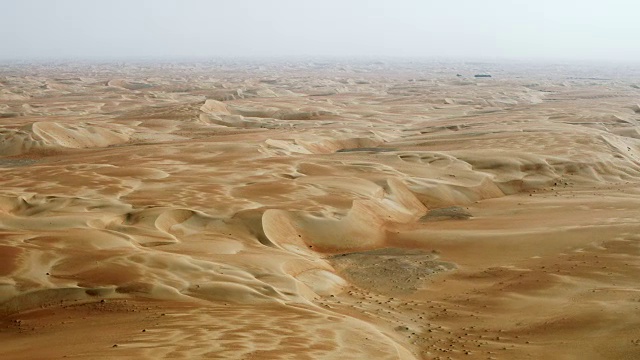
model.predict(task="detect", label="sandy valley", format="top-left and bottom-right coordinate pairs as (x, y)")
top-left (0, 60), bottom-right (639, 359)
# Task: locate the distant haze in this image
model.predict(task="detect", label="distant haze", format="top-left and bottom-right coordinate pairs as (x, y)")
top-left (2, 0), bottom-right (640, 62)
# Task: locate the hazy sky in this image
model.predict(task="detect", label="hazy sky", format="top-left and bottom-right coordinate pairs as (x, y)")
top-left (2, 0), bottom-right (639, 61)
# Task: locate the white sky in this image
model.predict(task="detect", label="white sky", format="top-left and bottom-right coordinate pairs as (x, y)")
top-left (1, 0), bottom-right (639, 61)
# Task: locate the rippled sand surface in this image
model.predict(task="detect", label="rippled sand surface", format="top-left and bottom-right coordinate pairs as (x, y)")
top-left (1, 60), bottom-right (639, 359)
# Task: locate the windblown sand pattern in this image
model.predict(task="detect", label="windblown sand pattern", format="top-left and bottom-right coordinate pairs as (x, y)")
top-left (1, 60), bottom-right (639, 359)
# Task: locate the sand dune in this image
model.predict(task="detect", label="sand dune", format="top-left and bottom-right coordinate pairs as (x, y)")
top-left (0, 121), bottom-right (133, 156)
top-left (1, 60), bottom-right (639, 359)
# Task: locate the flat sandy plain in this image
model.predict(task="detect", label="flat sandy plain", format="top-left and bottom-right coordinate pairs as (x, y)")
top-left (0, 60), bottom-right (639, 359)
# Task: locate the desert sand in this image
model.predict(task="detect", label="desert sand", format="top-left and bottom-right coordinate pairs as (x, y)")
top-left (0, 59), bottom-right (639, 359)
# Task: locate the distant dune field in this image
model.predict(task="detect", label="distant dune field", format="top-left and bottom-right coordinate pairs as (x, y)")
top-left (0, 61), bottom-right (639, 359)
